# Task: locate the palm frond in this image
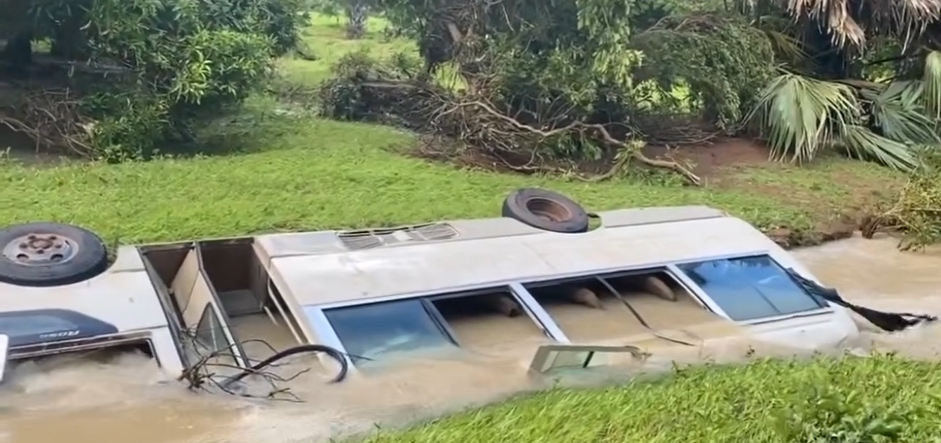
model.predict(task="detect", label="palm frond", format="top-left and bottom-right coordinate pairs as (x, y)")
top-left (762, 28), bottom-right (809, 65)
top-left (840, 125), bottom-right (921, 171)
top-left (786, 0), bottom-right (941, 49)
top-left (864, 80), bottom-right (940, 145)
top-left (748, 73), bottom-right (856, 163)
top-left (891, 0), bottom-right (941, 50)
top-left (923, 51), bottom-right (941, 118)
top-left (750, 73), bottom-right (923, 171)
top-left (787, 0), bottom-right (866, 48)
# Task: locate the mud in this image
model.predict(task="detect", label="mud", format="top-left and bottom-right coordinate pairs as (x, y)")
top-left (764, 222), bottom-right (857, 249)
top-left (1, 234), bottom-right (939, 443)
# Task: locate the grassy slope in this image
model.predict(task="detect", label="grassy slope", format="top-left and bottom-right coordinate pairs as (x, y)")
top-left (357, 356), bottom-right (941, 443)
top-left (0, 15), bottom-right (901, 245)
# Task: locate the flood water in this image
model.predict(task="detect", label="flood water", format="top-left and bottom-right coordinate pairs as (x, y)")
top-left (2, 235), bottom-right (940, 443)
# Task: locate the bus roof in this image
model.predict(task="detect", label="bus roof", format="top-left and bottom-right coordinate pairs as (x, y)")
top-left (257, 207), bottom-right (781, 307)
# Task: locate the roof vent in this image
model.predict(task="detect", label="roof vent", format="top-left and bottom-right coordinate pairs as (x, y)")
top-left (337, 223), bottom-right (460, 251)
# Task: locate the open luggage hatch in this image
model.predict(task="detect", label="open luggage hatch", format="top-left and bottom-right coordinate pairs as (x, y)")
top-left (142, 238), bottom-right (326, 381)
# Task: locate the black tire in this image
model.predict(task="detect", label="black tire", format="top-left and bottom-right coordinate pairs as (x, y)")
top-left (0, 222), bottom-right (109, 287)
top-left (501, 188), bottom-right (590, 233)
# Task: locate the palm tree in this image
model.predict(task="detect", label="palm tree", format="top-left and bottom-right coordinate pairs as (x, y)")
top-left (742, 0), bottom-right (941, 171)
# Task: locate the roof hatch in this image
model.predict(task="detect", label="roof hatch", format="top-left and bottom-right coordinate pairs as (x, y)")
top-left (337, 223), bottom-right (460, 251)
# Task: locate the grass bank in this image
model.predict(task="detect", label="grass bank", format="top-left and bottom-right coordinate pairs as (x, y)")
top-left (355, 355), bottom-right (941, 443)
top-left (0, 14), bottom-right (902, 247)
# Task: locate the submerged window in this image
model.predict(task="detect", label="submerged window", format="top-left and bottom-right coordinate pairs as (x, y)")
top-left (430, 290), bottom-right (548, 352)
top-left (677, 255), bottom-right (825, 321)
top-left (195, 304), bottom-right (230, 352)
top-left (324, 299), bottom-right (456, 364)
top-left (524, 269), bottom-right (716, 342)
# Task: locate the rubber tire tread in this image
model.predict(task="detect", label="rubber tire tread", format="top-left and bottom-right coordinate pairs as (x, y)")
top-left (501, 188), bottom-right (590, 233)
top-left (0, 222), bottom-right (109, 287)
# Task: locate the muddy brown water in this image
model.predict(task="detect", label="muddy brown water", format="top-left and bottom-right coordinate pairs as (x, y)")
top-left (2, 234), bottom-right (940, 443)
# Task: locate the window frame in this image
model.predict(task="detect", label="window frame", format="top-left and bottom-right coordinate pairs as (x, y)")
top-left (308, 250), bottom-right (770, 312)
top-left (521, 266), bottom-right (717, 342)
top-left (316, 285), bottom-right (564, 368)
top-left (523, 266), bottom-right (712, 312)
top-left (671, 254), bottom-right (832, 324)
top-left (193, 303), bottom-right (239, 365)
top-left (322, 297), bottom-right (460, 366)
top-left (305, 250), bottom-right (835, 373)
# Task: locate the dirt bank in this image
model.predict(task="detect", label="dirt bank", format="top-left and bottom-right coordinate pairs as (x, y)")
top-left (646, 137), bottom-right (900, 250)
top-left (763, 222), bottom-right (856, 250)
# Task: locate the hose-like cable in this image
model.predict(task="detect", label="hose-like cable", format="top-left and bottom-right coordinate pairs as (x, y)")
top-left (786, 268), bottom-right (937, 332)
top-left (224, 344), bottom-right (349, 385)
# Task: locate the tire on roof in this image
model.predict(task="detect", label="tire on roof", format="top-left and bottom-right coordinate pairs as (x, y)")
top-left (501, 188), bottom-right (590, 233)
top-left (0, 222), bottom-right (109, 287)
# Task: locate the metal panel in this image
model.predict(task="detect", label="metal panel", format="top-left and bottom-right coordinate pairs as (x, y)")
top-left (170, 250), bottom-right (202, 325)
top-left (0, 334), bottom-right (8, 383)
top-left (303, 306), bottom-right (355, 373)
top-left (599, 206), bottom-right (725, 228)
top-left (509, 283), bottom-right (570, 343)
top-left (170, 249), bottom-right (247, 367)
top-left (528, 344), bottom-right (647, 373)
top-left (271, 217), bottom-right (775, 307)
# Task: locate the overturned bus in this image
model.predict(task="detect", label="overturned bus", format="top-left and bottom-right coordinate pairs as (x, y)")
top-left (0, 188), bottom-right (931, 385)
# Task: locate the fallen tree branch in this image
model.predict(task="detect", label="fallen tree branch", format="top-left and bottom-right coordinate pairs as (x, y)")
top-left (319, 59), bottom-right (703, 185)
top-left (457, 99), bottom-right (702, 185)
top-left (0, 87), bottom-right (95, 157)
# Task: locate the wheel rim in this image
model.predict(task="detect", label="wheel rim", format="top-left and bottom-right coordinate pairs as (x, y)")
top-left (2, 233), bottom-right (80, 266)
top-left (525, 198), bottom-right (572, 222)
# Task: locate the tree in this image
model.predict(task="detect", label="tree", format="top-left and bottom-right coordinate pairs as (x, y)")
top-left (0, 0), bottom-right (305, 160)
top-left (742, 0), bottom-right (941, 172)
top-left (317, 0), bottom-right (771, 184)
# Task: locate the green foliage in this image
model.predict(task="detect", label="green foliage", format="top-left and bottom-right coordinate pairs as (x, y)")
top-left (868, 148), bottom-right (941, 250)
top-left (1, 0), bottom-right (304, 160)
top-left (337, 0), bottom-right (654, 161)
top-left (83, 0), bottom-right (285, 159)
top-left (631, 14), bottom-right (775, 130)
top-left (333, 0), bottom-right (780, 162)
top-left (777, 378), bottom-right (921, 443)
top-left (316, 50), bottom-right (427, 126)
top-left (306, 0), bottom-right (343, 16)
top-left (81, 92), bottom-right (170, 161)
top-left (346, 0), bottom-right (371, 39)
top-left (747, 58), bottom-right (941, 172)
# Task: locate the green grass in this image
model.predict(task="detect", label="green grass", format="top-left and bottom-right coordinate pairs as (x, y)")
top-left (0, 117), bottom-right (806, 244)
top-left (0, 14), bottom-right (902, 245)
top-left (279, 15), bottom-right (416, 87)
top-left (279, 14), bottom-right (464, 91)
top-left (355, 355), bottom-right (941, 443)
